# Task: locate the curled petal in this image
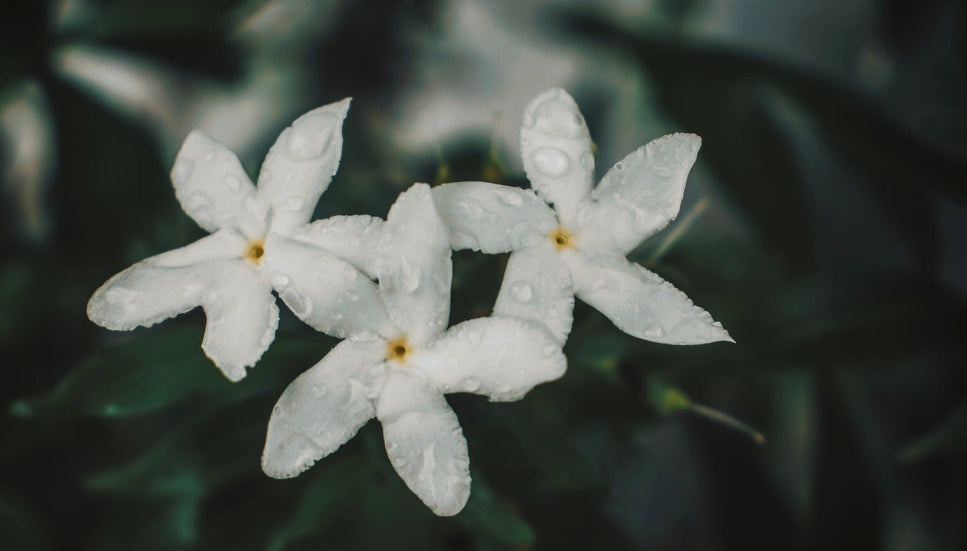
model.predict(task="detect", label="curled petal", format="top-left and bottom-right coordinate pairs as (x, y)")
top-left (521, 88), bottom-right (594, 224)
top-left (577, 133), bottom-right (701, 254)
top-left (564, 252), bottom-right (732, 344)
top-left (170, 131), bottom-right (268, 239)
top-left (262, 340), bottom-right (387, 479)
top-left (415, 317), bottom-right (566, 401)
top-left (493, 243), bottom-right (574, 344)
top-left (376, 371), bottom-right (470, 516)
top-left (432, 181), bottom-right (556, 253)
top-left (378, 184), bottom-right (452, 345)
top-left (87, 231), bottom-right (245, 331)
top-left (200, 263), bottom-right (279, 381)
top-left (257, 99), bottom-right (350, 233)
top-left (288, 215), bottom-right (385, 278)
top-left (262, 234), bottom-right (393, 339)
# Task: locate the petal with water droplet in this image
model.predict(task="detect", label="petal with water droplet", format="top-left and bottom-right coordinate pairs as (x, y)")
top-left (376, 371), bottom-right (470, 516)
top-left (578, 133), bottom-right (701, 254)
top-left (432, 181), bottom-right (556, 253)
top-left (263, 233), bottom-right (392, 339)
top-left (288, 215), bottom-right (386, 278)
top-left (521, 88), bottom-right (594, 224)
top-left (493, 243), bottom-right (574, 344)
top-left (171, 130), bottom-right (267, 239)
top-left (378, 184), bottom-right (452, 345)
top-left (413, 317), bottom-right (566, 402)
top-left (257, 99), bottom-right (351, 234)
top-left (87, 231), bottom-right (246, 333)
top-left (262, 340), bottom-right (387, 478)
top-left (564, 252), bottom-right (732, 344)
top-left (200, 262), bottom-right (280, 381)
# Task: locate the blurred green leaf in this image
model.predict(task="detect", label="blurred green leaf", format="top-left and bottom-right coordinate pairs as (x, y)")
top-left (457, 473), bottom-right (535, 550)
top-left (11, 326), bottom-right (226, 418)
top-left (897, 399), bottom-right (967, 463)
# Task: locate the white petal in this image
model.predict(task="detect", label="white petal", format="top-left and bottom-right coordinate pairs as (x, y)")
top-left (170, 130), bottom-right (268, 239)
top-left (432, 181), bottom-right (557, 253)
top-left (376, 371), bottom-right (470, 516)
top-left (257, 99), bottom-right (350, 234)
top-left (563, 252), bottom-right (732, 344)
top-left (378, 184), bottom-right (452, 345)
top-left (262, 340), bottom-right (387, 478)
top-left (521, 88), bottom-right (594, 224)
top-left (201, 263), bottom-right (280, 381)
top-left (414, 317), bottom-right (566, 401)
top-left (262, 233), bottom-right (394, 339)
top-left (493, 242), bottom-right (574, 344)
top-left (577, 133), bottom-right (701, 254)
top-left (287, 215), bottom-right (385, 278)
top-left (87, 231), bottom-right (246, 331)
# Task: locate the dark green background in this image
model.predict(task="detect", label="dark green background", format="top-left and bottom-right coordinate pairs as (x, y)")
top-left (2, 1), bottom-right (966, 549)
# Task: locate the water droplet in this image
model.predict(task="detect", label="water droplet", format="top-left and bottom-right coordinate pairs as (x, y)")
top-left (282, 196), bottom-right (304, 211)
top-left (343, 266), bottom-right (358, 281)
top-left (591, 278), bottom-right (607, 292)
top-left (530, 94), bottom-right (585, 138)
top-left (272, 404), bottom-right (283, 417)
top-left (542, 345), bottom-right (557, 356)
top-left (615, 161), bottom-right (624, 172)
top-left (530, 147), bottom-right (570, 177)
top-left (462, 377), bottom-right (481, 392)
top-left (271, 273), bottom-right (291, 287)
top-left (346, 292), bottom-right (359, 302)
top-left (497, 191), bottom-right (523, 206)
top-left (509, 280), bottom-right (533, 302)
top-left (393, 456), bottom-right (408, 468)
top-left (387, 441), bottom-right (398, 452)
top-left (223, 173), bottom-right (242, 192)
top-left (497, 384), bottom-right (512, 394)
top-left (280, 289), bottom-right (312, 318)
top-left (580, 151), bottom-right (594, 171)
top-left (286, 112), bottom-right (336, 160)
top-left (311, 385), bottom-right (324, 397)
top-left (400, 257), bottom-right (421, 293)
top-left (203, 148), bottom-right (217, 161)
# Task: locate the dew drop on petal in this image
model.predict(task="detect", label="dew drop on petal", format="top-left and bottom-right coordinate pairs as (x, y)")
top-left (580, 151), bottom-right (594, 171)
top-left (393, 456), bottom-right (408, 468)
top-left (497, 191), bottom-right (523, 206)
top-left (462, 377), bottom-right (481, 392)
top-left (203, 148), bottom-right (217, 161)
top-left (509, 280), bottom-right (533, 302)
top-left (343, 266), bottom-right (358, 281)
top-left (271, 273), bottom-right (291, 287)
top-left (285, 112), bottom-right (336, 160)
top-left (400, 257), bottom-right (421, 293)
top-left (223, 174), bottom-right (242, 192)
top-left (282, 196), bottom-right (305, 212)
top-left (530, 147), bottom-right (570, 177)
top-left (280, 289), bottom-right (312, 318)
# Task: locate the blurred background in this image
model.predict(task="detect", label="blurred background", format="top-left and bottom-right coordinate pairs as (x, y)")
top-left (1, 0), bottom-right (966, 549)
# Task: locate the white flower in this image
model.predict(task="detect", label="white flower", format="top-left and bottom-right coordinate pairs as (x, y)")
top-left (433, 88), bottom-right (732, 346)
top-left (87, 99), bottom-right (389, 382)
top-left (261, 184), bottom-right (566, 516)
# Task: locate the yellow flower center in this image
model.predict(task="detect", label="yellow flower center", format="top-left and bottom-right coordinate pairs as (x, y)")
top-left (386, 335), bottom-right (411, 363)
top-left (244, 240), bottom-right (265, 265)
top-left (549, 227), bottom-right (574, 250)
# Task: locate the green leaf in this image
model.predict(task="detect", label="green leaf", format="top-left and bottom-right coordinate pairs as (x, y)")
top-left (897, 399), bottom-right (967, 463)
top-left (11, 325), bottom-right (227, 418)
top-left (457, 474), bottom-right (535, 550)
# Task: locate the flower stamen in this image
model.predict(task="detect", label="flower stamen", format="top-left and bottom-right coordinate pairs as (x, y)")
top-left (244, 240), bottom-right (265, 265)
top-left (549, 227), bottom-right (574, 250)
top-left (386, 335), bottom-right (411, 364)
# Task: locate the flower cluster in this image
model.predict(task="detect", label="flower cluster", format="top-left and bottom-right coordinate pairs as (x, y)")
top-left (88, 89), bottom-right (730, 516)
